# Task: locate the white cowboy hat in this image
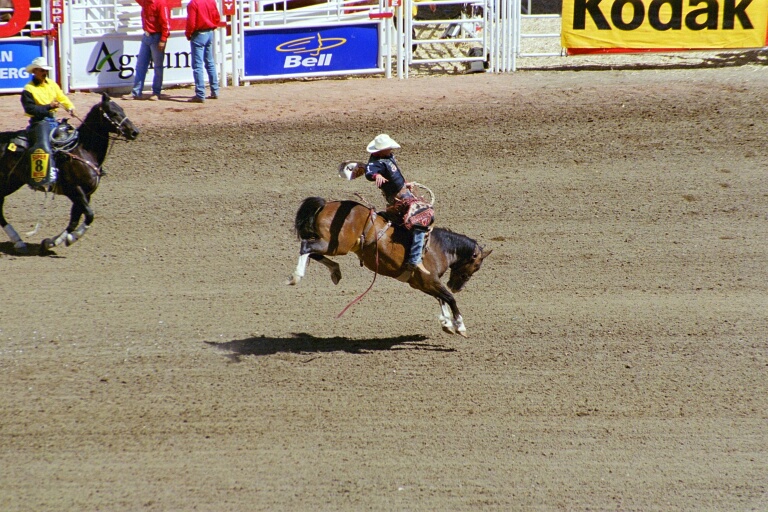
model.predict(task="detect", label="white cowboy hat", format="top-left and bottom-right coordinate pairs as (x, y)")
top-left (366, 134), bottom-right (401, 153)
top-left (25, 57), bottom-right (53, 73)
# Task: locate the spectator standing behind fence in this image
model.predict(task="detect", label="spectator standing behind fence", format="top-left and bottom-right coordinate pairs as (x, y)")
top-left (122, 0), bottom-right (170, 101)
top-left (185, 0), bottom-right (221, 103)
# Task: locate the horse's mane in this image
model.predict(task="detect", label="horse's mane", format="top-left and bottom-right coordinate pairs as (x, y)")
top-left (430, 227), bottom-right (478, 260)
top-left (75, 101), bottom-right (112, 163)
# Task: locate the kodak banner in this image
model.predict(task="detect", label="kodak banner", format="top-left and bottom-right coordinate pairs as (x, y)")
top-left (562, 0), bottom-right (768, 53)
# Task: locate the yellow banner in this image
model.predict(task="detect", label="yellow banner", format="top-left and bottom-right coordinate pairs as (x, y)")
top-left (562, 0), bottom-right (768, 51)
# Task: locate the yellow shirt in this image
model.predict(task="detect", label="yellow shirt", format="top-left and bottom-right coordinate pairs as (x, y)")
top-left (22, 78), bottom-right (74, 118)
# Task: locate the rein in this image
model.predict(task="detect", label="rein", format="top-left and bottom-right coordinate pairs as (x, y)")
top-left (65, 152), bottom-right (103, 176)
top-left (71, 107), bottom-right (131, 142)
top-left (336, 207), bottom-right (383, 319)
top-left (69, 106), bottom-right (130, 168)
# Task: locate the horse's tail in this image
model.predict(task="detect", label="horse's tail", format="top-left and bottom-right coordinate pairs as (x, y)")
top-left (295, 196), bottom-right (326, 239)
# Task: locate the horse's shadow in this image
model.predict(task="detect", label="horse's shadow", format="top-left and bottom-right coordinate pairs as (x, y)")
top-left (207, 332), bottom-right (454, 361)
top-left (0, 241), bottom-right (59, 257)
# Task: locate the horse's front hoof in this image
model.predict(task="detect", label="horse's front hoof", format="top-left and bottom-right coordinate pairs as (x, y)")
top-left (439, 315), bottom-right (455, 334)
top-left (441, 324), bottom-right (456, 335)
top-left (331, 269), bottom-right (342, 285)
top-left (14, 242), bottom-right (29, 255)
top-left (38, 239), bottom-right (56, 255)
top-left (286, 274), bottom-right (300, 286)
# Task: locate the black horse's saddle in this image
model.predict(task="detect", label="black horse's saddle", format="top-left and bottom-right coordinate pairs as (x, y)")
top-left (0, 120), bottom-right (78, 154)
top-left (0, 130), bottom-right (28, 153)
top-left (51, 120), bottom-right (79, 151)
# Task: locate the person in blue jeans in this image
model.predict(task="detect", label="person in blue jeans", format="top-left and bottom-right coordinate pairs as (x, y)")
top-left (123, 0), bottom-right (170, 101)
top-left (185, 0), bottom-right (221, 103)
top-left (364, 134), bottom-right (431, 277)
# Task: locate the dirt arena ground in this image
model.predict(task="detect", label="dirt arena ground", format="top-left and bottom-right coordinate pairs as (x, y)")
top-left (1, 60), bottom-right (767, 511)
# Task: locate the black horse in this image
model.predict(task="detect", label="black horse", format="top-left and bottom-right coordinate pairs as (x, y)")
top-left (0, 93), bottom-right (139, 254)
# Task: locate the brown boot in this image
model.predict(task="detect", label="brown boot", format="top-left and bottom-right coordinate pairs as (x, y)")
top-left (402, 262), bottom-right (430, 276)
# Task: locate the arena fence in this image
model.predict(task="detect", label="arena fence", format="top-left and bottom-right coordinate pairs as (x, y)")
top-left (0, 0), bottom-right (561, 94)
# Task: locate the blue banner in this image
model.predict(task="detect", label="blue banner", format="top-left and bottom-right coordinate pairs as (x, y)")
top-left (243, 24), bottom-right (379, 78)
top-left (0, 40), bottom-right (44, 92)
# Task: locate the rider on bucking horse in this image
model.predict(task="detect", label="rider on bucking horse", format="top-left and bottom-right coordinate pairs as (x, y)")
top-left (21, 57), bottom-right (75, 187)
top-left (363, 134), bottom-right (432, 277)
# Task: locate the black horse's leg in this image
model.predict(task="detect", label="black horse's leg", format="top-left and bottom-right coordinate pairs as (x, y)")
top-left (1, 194), bottom-right (28, 253)
top-left (0, 185), bottom-right (30, 254)
top-left (64, 188), bottom-right (94, 246)
top-left (43, 186), bottom-right (92, 250)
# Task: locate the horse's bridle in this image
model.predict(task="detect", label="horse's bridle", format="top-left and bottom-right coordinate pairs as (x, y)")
top-left (70, 106), bottom-right (131, 142)
top-left (62, 105), bottom-right (132, 173)
top-left (99, 105), bottom-right (132, 139)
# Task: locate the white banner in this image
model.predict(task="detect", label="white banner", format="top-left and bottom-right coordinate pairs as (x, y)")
top-left (69, 34), bottom-right (198, 91)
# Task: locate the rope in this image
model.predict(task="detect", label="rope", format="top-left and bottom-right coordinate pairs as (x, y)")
top-left (25, 189), bottom-right (51, 236)
top-left (410, 182), bottom-right (435, 206)
top-left (336, 208), bottom-right (381, 319)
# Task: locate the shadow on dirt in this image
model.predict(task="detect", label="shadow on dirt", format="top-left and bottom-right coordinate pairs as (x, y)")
top-left (0, 241), bottom-right (58, 257)
top-left (207, 332), bottom-right (455, 360)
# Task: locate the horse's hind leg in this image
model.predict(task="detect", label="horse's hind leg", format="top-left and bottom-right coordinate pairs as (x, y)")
top-left (1, 196), bottom-right (29, 254)
top-left (3, 223), bottom-right (29, 254)
top-left (310, 254), bottom-right (342, 285)
top-left (287, 253), bottom-right (310, 285)
top-left (287, 246), bottom-right (342, 286)
top-left (288, 238), bottom-right (343, 286)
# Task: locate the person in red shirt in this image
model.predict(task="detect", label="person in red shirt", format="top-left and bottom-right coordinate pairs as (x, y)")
top-left (122, 0), bottom-right (170, 101)
top-left (185, 0), bottom-right (221, 103)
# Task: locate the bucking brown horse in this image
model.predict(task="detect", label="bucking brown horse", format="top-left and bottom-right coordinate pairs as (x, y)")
top-left (288, 196), bottom-right (491, 336)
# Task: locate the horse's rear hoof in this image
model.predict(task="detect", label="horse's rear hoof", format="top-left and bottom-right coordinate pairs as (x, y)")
top-left (14, 243), bottom-right (29, 255)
